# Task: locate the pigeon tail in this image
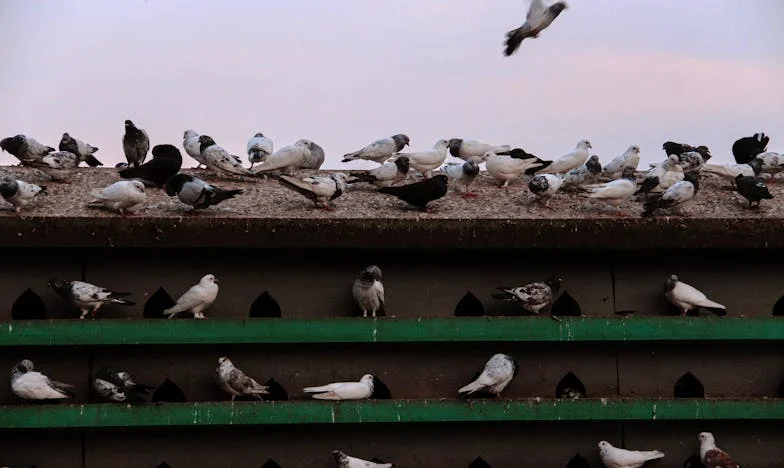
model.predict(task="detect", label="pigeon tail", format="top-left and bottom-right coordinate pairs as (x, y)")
top-left (309, 392), bottom-right (342, 400)
top-left (346, 172), bottom-right (377, 184)
top-left (458, 380), bottom-right (485, 394)
top-left (694, 298), bottom-right (726, 311)
top-left (84, 155), bottom-right (104, 167)
top-left (640, 450), bottom-right (665, 461)
top-left (303, 385), bottom-right (332, 393)
top-left (504, 27), bottom-right (530, 56)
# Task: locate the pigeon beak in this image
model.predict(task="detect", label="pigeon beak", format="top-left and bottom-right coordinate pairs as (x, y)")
top-left (213, 277), bottom-right (220, 284)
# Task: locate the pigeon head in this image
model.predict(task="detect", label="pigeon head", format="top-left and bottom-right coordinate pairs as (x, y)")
top-left (545, 276), bottom-right (563, 295)
top-left (359, 265), bottom-right (383, 283)
top-left (124, 120), bottom-right (135, 128)
top-left (165, 173), bottom-right (194, 196)
top-left (0, 135), bottom-right (25, 156)
top-left (551, 2), bottom-right (569, 15)
top-left (48, 277), bottom-right (71, 295)
top-left (694, 145), bottom-right (711, 160)
top-left (749, 157), bottom-right (763, 175)
top-left (628, 145), bottom-right (641, 155)
top-left (394, 156), bottom-right (410, 174)
top-left (129, 180), bottom-right (146, 194)
top-left (295, 139), bottom-right (313, 149)
top-left (597, 441), bottom-right (612, 453)
top-left (585, 155), bottom-right (601, 174)
top-left (198, 135), bottom-right (216, 152)
top-left (434, 139), bottom-right (450, 150)
top-left (447, 138), bottom-right (463, 157)
top-left (331, 451), bottom-right (348, 463)
top-left (754, 132), bottom-right (769, 147)
top-left (360, 374), bottom-right (375, 386)
top-left (253, 132), bottom-right (265, 138)
top-left (217, 356), bottom-right (232, 367)
top-left (201, 274), bottom-right (218, 285)
top-left (698, 432), bottom-right (716, 449)
top-left (184, 129), bottom-right (199, 140)
top-left (577, 140), bottom-right (592, 150)
top-left (432, 174), bottom-right (449, 189)
top-left (663, 274), bottom-right (678, 293)
top-left (528, 175), bottom-right (549, 194)
top-left (0, 179), bottom-right (18, 198)
top-left (620, 166), bottom-right (636, 180)
top-left (463, 158), bottom-right (481, 176)
top-left (391, 134), bottom-right (410, 151)
top-left (15, 359), bottom-right (34, 373)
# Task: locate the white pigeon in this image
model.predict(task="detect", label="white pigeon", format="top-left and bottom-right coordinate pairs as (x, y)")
top-left (347, 157), bottom-right (410, 188)
top-left (699, 432), bottom-right (739, 468)
top-left (395, 139), bottom-right (450, 179)
top-left (637, 155), bottom-right (684, 194)
top-left (580, 166), bottom-right (637, 214)
top-left (0, 178), bottom-right (46, 213)
top-left (247, 132), bottom-right (274, 169)
top-left (163, 274), bottom-right (219, 319)
top-left (303, 140), bottom-right (326, 169)
top-left (215, 357), bottom-right (269, 401)
top-left (663, 274), bottom-right (726, 316)
top-left (485, 148), bottom-right (548, 188)
top-left (277, 173), bottom-right (349, 210)
top-left (504, 0), bottom-right (569, 56)
top-left (352, 265), bottom-right (385, 318)
top-left (756, 151), bottom-right (784, 175)
top-left (252, 140), bottom-right (312, 175)
top-left (88, 180), bottom-right (146, 215)
top-left (538, 140), bottom-right (592, 175)
top-left (303, 374), bottom-right (374, 400)
top-left (31, 151), bottom-right (79, 181)
top-left (528, 173), bottom-right (562, 205)
top-left (11, 359), bottom-right (74, 401)
top-left (342, 134), bottom-right (410, 164)
top-left (598, 441), bottom-right (664, 468)
top-left (642, 172), bottom-right (698, 217)
top-left (48, 278), bottom-right (134, 319)
top-left (331, 450), bottom-right (393, 468)
top-left (183, 129), bottom-right (207, 167)
top-left (442, 157), bottom-right (481, 197)
top-left (458, 353), bottom-right (519, 396)
top-left (603, 145), bottom-right (641, 179)
top-left (562, 155), bottom-right (602, 191)
top-left (701, 158), bottom-right (762, 182)
top-left (447, 138), bottom-right (510, 161)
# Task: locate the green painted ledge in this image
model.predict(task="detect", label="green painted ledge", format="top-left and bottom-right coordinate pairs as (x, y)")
top-left (1, 317), bottom-right (783, 347)
top-left (1, 399), bottom-right (782, 429)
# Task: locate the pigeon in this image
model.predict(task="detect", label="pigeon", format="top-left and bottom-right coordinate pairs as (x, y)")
top-left (732, 132), bottom-right (769, 164)
top-left (163, 274), bottom-right (219, 319)
top-left (352, 265), bottom-right (385, 318)
top-left (29, 151), bottom-right (79, 181)
top-left (537, 140), bottom-right (592, 175)
top-left (303, 140), bottom-right (326, 169)
top-left (598, 441), bottom-right (664, 468)
top-left (755, 151), bottom-right (784, 175)
top-left (504, 0), bottom-right (569, 56)
top-left (663, 274), bottom-right (726, 317)
top-left (458, 353), bottom-right (519, 397)
top-left (331, 450), bottom-right (393, 468)
top-left (663, 141), bottom-right (697, 156)
top-left (701, 158), bottom-right (762, 183)
top-left (485, 148), bottom-right (550, 188)
top-left (378, 174), bottom-right (449, 210)
top-left (0, 178), bottom-right (46, 213)
top-left (92, 366), bottom-right (154, 402)
top-left (528, 173), bottom-right (562, 205)
top-left (347, 157), bottom-right (410, 187)
top-left (642, 171), bottom-right (698, 217)
top-left (58, 132), bottom-right (102, 167)
top-left (198, 135), bottom-right (253, 176)
top-left (88, 180), bottom-right (147, 215)
top-left (556, 371), bottom-right (586, 399)
top-left (276, 173), bottom-right (349, 210)
top-left (603, 145), bottom-right (641, 179)
top-left (122, 120), bottom-right (150, 167)
top-left (165, 173), bottom-right (243, 210)
top-left (0, 134), bottom-right (55, 163)
top-left (561, 155), bottom-right (602, 191)
top-left (215, 357), bottom-right (270, 401)
top-left (677, 151), bottom-right (710, 175)
top-left (252, 139), bottom-right (312, 175)
top-left (442, 157), bottom-right (481, 197)
top-left (492, 275), bottom-right (562, 314)
top-left (48, 277), bottom-right (134, 319)
top-left (735, 173), bottom-right (773, 208)
top-left (119, 144), bottom-right (183, 187)
top-left (637, 155), bottom-right (684, 195)
top-left (447, 138), bottom-right (510, 161)
top-left (342, 134), bottom-right (410, 164)
top-left (183, 129), bottom-right (207, 167)
top-left (395, 139), bottom-right (449, 179)
top-left (247, 132), bottom-right (274, 169)
top-left (580, 166), bottom-right (637, 215)
top-left (304, 374), bottom-right (375, 400)
top-left (699, 432), bottom-right (739, 468)
top-left (10, 359), bottom-right (74, 401)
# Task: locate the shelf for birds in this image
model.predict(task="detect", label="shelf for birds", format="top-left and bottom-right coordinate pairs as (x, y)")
top-left (0, 399), bottom-right (782, 429)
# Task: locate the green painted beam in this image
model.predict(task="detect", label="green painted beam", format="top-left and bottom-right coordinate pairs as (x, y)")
top-left (1, 318), bottom-right (783, 347)
top-left (1, 399), bottom-right (782, 429)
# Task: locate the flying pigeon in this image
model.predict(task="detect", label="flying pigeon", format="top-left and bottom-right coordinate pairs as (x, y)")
top-left (165, 173), bottom-right (243, 210)
top-left (252, 139), bottom-right (312, 175)
top-left (29, 151), bottom-right (79, 182)
top-left (331, 450), bottom-right (393, 468)
top-left (598, 441), bottom-right (664, 468)
top-left (92, 366), bottom-right (154, 402)
top-left (352, 265), bottom-right (385, 318)
top-left (732, 132), bottom-right (769, 164)
top-left (492, 275), bottom-right (562, 314)
top-left (58, 132), bottom-right (102, 167)
top-left (11, 359), bottom-right (74, 401)
top-left (163, 274), bottom-right (219, 319)
top-left (395, 139), bottom-right (450, 179)
top-left (580, 166), bottom-right (638, 215)
top-left (447, 138), bottom-right (510, 161)
top-left (504, 0), bottom-right (569, 56)
top-left (119, 144), bottom-right (183, 187)
top-left (304, 374), bottom-right (375, 400)
top-left (215, 357), bottom-right (270, 401)
top-left (276, 173), bottom-right (349, 210)
top-left (347, 157), bottom-right (410, 187)
top-left (485, 148), bottom-right (550, 188)
top-left (183, 129), bottom-right (207, 167)
top-left (342, 134), bottom-right (410, 164)
top-left (88, 180), bottom-right (147, 215)
top-left (735, 173), bottom-right (773, 208)
top-left (0, 178), bottom-right (46, 213)
top-left (378, 174), bottom-right (449, 210)
top-left (561, 155), bottom-right (602, 191)
top-left (642, 171), bottom-right (698, 217)
top-left (663, 274), bottom-right (726, 317)
top-left (637, 155), bottom-right (684, 195)
top-left (458, 353), bottom-right (519, 397)
top-left (701, 158), bottom-right (762, 183)
top-left (442, 157), bottom-right (481, 197)
top-left (0, 134), bottom-right (55, 164)
top-left (198, 135), bottom-right (253, 176)
top-left (529, 173), bottom-right (562, 205)
top-left (247, 132), bottom-right (274, 169)
top-left (602, 145), bottom-right (641, 179)
top-left (537, 140), bottom-right (592, 175)
top-left (303, 140), bottom-right (326, 169)
top-left (122, 120), bottom-right (150, 167)
top-left (48, 277), bottom-right (134, 319)
top-left (699, 432), bottom-right (739, 468)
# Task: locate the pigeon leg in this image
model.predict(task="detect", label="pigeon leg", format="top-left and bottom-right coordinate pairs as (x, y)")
top-left (320, 204), bottom-right (336, 212)
top-left (91, 306), bottom-right (101, 318)
top-left (80, 309), bottom-right (89, 319)
top-left (363, 310), bottom-right (368, 318)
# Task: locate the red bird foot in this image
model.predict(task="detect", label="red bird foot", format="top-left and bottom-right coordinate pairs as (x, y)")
top-left (462, 192), bottom-right (478, 199)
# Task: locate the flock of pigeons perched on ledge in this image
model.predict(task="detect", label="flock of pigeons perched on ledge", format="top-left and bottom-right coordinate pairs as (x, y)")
top-left (0, 123), bottom-right (778, 216)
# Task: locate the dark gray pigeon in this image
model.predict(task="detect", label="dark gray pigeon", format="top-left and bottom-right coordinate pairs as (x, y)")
top-left (0, 134), bottom-right (55, 164)
top-left (504, 0), bottom-right (569, 56)
top-left (735, 173), bottom-right (773, 208)
top-left (122, 119), bottom-right (150, 167)
top-left (342, 134), bottom-right (410, 164)
top-left (92, 366), bottom-right (155, 402)
top-left (352, 265), bottom-right (385, 318)
top-left (119, 144), bottom-right (182, 187)
top-left (165, 173), bottom-right (242, 210)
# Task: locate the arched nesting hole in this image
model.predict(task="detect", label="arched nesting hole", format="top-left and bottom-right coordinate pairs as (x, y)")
top-left (674, 372), bottom-right (705, 398)
top-left (249, 291), bottom-right (282, 318)
top-left (144, 287), bottom-right (176, 319)
top-left (454, 291), bottom-right (485, 317)
top-left (11, 288), bottom-right (46, 320)
top-left (370, 376), bottom-right (392, 400)
top-left (156, 463), bottom-right (173, 468)
top-left (556, 371), bottom-right (587, 399)
top-left (551, 291), bottom-right (582, 318)
top-left (260, 461), bottom-right (282, 468)
top-left (565, 454), bottom-right (591, 468)
top-left (264, 378), bottom-right (289, 401)
top-left (468, 456), bottom-right (492, 468)
top-left (682, 454), bottom-right (706, 468)
top-left (152, 378), bottom-right (187, 403)
top-left (773, 295), bottom-right (784, 316)
top-left (777, 378), bottom-right (784, 398)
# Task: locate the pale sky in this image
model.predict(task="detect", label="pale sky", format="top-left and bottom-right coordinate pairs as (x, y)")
top-left (1, 0), bottom-right (782, 169)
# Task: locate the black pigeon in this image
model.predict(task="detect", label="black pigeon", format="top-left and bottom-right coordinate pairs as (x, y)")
top-left (370, 376), bottom-right (392, 399)
top-left (58, 132), bottom-right (103, 167)
top-left (144, 287), bottom-right (176, 319)
top-left (556, 371), bottom-right (586, 399)
top-left (467, 457), bottom-right (492, 468)
top-left (551, 291), bottom-right (582, 318)
top-left (122, 119), bottom-right (150, 167)
top-left (93, 366), bottom-right (155, 403)
top-left (152, 378), bottom-right (187, 402)
top-left (264, 377), bottom-right (289, 401)
top-left (165, 173), bottom-right (242, 209)
top-left (674, 372), bottom-right (704, 398)
top-left (249, 291), bottom-right (283, 318)
top-left (11, 288), bottom-right (47, 320)
top-left (683, 454), bottom-right (706, 468)
top-left (735, 173), bottom-right (773, 208)
top-left (662, 141), bottom-right (696, 156)
top-left (120, 144), bottom-right (182, 187)
top-left (260, 460), bottom-right (283, 468)
top-left (566, 454), bottom-right (592, 468)
top-left (732, 132), bottom-right (769, 164)
top-left (378, 174), bottom-right (448, 210)
top-left (497, 148), bottom-right (552, 174)
top-left (454, 291), bottom-right (485, 317)
top-left (634, 176), bottom-right (660, 196)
